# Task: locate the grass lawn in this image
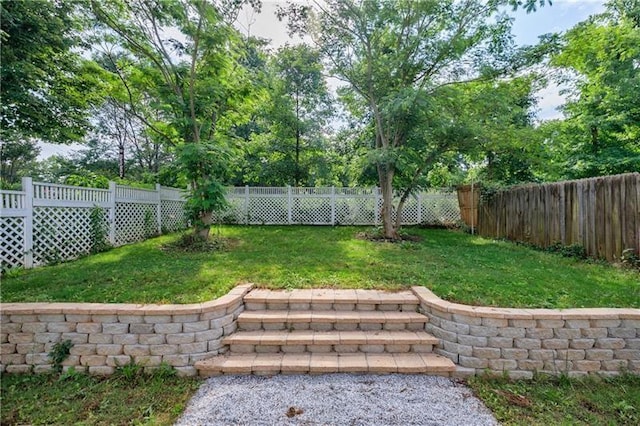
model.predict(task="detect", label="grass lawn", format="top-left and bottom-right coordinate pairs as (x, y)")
top-left (0, 368), bottom-right (200, 425)
top-left (2, 370), bottom-right (638, 426)
top-left (2, 226), bottom-right (638, 308)
top-left (468, 374), bottom-right (640, 425)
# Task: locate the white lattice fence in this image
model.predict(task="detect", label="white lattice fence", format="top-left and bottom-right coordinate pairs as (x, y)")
top-left (1, 189), bottom-right (29, 269)
top-left (220, 187), bottom-right (460, 226)
top-left (115, 203), bottom-right (158, 245)
top-left (32, 206), bottom-right (108, 265)
top-left (1, 178), bottom-right (188, 270)
top-left (1, 216), bottom-right (25, 269)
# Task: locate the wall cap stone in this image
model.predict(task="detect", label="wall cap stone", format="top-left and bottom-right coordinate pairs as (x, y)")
top-left (411, 287), bottom-right (640, 320)
top-left (1, 284), bottom-right (253, 316)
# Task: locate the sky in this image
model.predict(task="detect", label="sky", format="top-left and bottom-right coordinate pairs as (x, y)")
top-left (39, 0), bottom-right (606, 159)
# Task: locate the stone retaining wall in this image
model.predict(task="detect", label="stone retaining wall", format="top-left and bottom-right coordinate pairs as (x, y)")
top-left (0, 284), bottom-right (252, 376)
top-left (412, 287), bottom-right (640, 379)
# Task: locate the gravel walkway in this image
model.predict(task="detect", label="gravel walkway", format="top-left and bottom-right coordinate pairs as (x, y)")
top-left (175, 374), bottom-right (498, 426)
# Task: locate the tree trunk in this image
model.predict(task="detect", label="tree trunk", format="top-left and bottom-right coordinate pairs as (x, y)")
top-left (295, 89), bottom-right (300, 187)
top-left (196, 211), bottom-right (213, 240)
top-left (118, 142), bottom-right (125, 179)
top-left (377, 163), bottom-right (399, 240)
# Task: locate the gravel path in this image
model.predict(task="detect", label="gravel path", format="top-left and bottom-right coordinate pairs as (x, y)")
top-left (175, 374), bottom-right (498, 426)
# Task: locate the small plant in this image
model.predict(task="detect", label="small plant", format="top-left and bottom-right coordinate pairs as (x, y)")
top-left (89, 205), bottom-right (111, 254)
top-left (545, 242), bottom-right (587, 259)
top-left (116, 361), bottom-right (145, 381)
top-left (621, 248), bottom-right (640, 270)
top-left (143, 208), bottom-right (158, 238)
top-left (48, 340), bottom-right (73, 373)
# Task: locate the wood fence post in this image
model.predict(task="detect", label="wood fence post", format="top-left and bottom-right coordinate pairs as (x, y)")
top-left (22, 177), bottom-right (33, 269)
top-left (156, 183), bottom-right (162, 234)
top-left (108, 181), bottom-right (117, 246)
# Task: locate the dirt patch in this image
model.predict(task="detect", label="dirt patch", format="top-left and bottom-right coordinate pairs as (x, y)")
top-left (355, 230), bottom-right (422, 243)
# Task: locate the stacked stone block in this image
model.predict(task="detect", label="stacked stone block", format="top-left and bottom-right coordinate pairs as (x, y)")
top-left (412, 287), bottom-right (640, 379)
top-left (0, 284), bottom-right (252, 376)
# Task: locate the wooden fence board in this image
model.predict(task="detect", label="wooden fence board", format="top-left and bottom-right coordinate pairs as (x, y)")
top-left (476, 173), bottom-right (639, 261)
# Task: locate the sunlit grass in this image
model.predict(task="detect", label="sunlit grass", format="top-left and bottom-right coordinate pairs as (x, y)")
top-left (2, 226), bottom-right (638, 308)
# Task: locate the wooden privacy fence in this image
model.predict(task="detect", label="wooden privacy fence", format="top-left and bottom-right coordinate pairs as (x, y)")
top-left (477, 173), bottom-right (639, 261)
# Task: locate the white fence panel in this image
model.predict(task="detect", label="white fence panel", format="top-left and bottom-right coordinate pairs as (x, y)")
top-left (1, 178), bottom-right (188, 270)
top-left (219, 186), bottom-right (460, 226)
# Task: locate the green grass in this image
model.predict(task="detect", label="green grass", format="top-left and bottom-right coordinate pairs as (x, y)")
top-left (0, 368), bottom-right (200, 426)
top-left (2, 226), bottom-right (638, 308)
top-left (3, 370), bottom-right (638, 426)
top-left (468, 374), bottom-right (640, 425)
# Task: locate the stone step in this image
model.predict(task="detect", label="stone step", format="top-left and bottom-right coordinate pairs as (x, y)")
top-left (237, 310), bottom-right (428, 331)
top-left (244, 289), bottom-right (419, 311)
top-left (196, 353), bottom-right (456, 376)
top-left (224, 330), bottom-right (439, 353)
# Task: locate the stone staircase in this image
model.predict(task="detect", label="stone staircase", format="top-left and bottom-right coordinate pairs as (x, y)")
top-left (195, 288), bottom-right (455, 376)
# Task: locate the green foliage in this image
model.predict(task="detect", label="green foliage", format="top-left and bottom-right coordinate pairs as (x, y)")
top-left (48, 339), bottom-right (74, 373)
top-left (0, 0), bottom-right (107, 143)
top-left (468, 373), bottom-right (640, 425)
top-left (89, 206), bottom-right (111, 254)
top-left (3, 227), bottom-right (638, 308)
top-left (545, 242), bottom-right (588, 260)
top-left (278, 0), bottom-right (550, 238)
top-left (179, 142), bottom-right (229, 228)
top-left (65, 172), bottom-right (109, 189)
top-left (541, 2), bottom-right (640, 180)
top-left (90, 0), bottom-right (260, 239)
top-left (621, 248), bottom-right (640, 270)
top-left (143, 208), bottom-right (157, 239)
top-left (0, 139), bottom-right (40, 187)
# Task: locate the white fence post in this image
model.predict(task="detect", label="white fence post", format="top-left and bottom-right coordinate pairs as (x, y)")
top-left (21, 177), bottom-right (33, 269)
top-left (244, 185), bottom-right (249, 224)
top-left (374, 187), bottom-right (380, 225)
top-left (155, 183), bottom-right (162, 234)
top-left (287, 186), bottom-right (292, 225)
top-left (331, 186), bottom-right (336, 225)
top-left (108, 181), bottom-right (117, 245)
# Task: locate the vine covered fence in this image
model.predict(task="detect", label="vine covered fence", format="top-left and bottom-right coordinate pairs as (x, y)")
top-left (1, 180), bottom-right (460, 270)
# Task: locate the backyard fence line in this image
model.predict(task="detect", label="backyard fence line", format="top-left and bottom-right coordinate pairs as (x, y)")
top-left (1, 177), bottom-right (189, 270)
top-left (477, 172), bottom-right (640, 261)
top-left (218, 186), bottom-right (460, 226)
top-left (1, 179), bottom-right (460, 270)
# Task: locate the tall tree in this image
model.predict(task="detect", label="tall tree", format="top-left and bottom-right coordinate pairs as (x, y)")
top-left (271, 44), bottom-right (332, 186)
top-left (91, 0), bottom-right (260, 239)
top-left (0, 139), bottom-right (40, 188)
top-left (543, 0), bottom-right (640, 178)
top-left (0, 0), bottom-right (105, 143)
top-left (279, 0), bottom-right (549, 239)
